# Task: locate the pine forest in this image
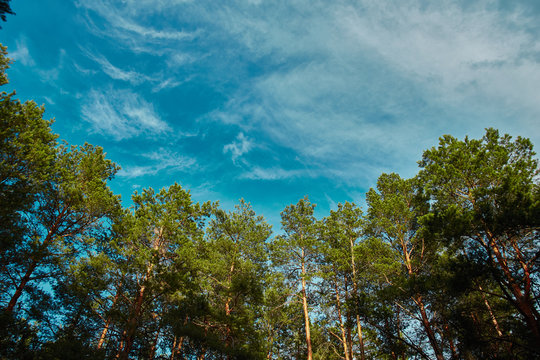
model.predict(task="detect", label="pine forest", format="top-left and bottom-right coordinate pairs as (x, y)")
top-left (1, 40), bottom-right (539, 360)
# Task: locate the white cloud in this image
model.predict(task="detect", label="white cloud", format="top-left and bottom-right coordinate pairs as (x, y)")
top-left (86, 52), bottom-right (149, 85)
top-left (81, 88), bottom-right (170, 140)
top-left (239, 166), bottom-right (308, 181)
top-left (10, 38), bottom-right (35, 66)
top-left (151, 77), bottom-right (185, 92)
top-left (9, 38), bottom-right (66, 83)
top-left (82, 50), bottom-right (185, 91)
top-left (114, 17), bottom-right (193, 41)
top-left (223, 133), bottom-right (252, 162)
top-left (75, 0), bottom-right (540, 184)
top-left (165, 53), bottom-right (196, 68)
top-left (118, 148), bottom-right (195, 178)
top-left (338, 1), bottom-right (540, 112)
top-left (76, 0), bottom-right (197, 50)
top-left (204, 0), bottom-right (540, 181)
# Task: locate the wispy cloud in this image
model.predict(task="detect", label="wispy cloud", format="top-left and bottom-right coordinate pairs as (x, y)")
top-left (239, 166), bottom-right (308, 181)
top-left (223, 133), bottom-right (252, 163)
top-left (118, 148), bottom-right (195, 178)
top-left (9, 38), bottom-right (66, 82)
top-left (81, 88), bottom-right (170, 140)
top-left (74, 0), bottom-right (540, 185)
top-left (81, 50), bottom-right (184, 91)
top-left (113, 17), bottom-right (193, 41)
top-left (85, 52), bottom-right (150, 85)
top-left (76, 0), bottom-right (197, 50)
top-left (10, 37), bottom-right (35, 66)
top-left (338, 1), bottom-right (540, 114)
top-left (165, 53), bottom-right (197, 68)
top-left (203, 0), bottom-right (540, 181)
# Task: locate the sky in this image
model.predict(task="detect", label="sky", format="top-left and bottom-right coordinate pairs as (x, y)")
top-left (2, 0), bottom-right (539, 229)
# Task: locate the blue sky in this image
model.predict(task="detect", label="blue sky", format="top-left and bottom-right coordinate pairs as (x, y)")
top-left (2, 0), bottom-right (539, 228)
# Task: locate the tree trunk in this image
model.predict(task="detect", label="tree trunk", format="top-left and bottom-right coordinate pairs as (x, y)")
top-left (97, 318), bottom-right (112, 350)
top-left (477, 284), bottom-right (503, 337)
top-left (5, 215), bottom-right (62, 312)
top-left (98, 282), bottom-right (122, 349)
top-left (443, 322), bottom-right (458, 359)
top-left (6, 258), bottom-right (39, 312)
top-left (349, 234), bottom-right (366, 360)
top-left (148, 326), bottom-right (161, 360)
top-left (345, 323), bottom-right (353, 360)
top-left (400, 234), bottom-right (444, 360)
top-left (266, 332), bottom-right (275, 360)
top-left (118, 227), bottom-right (163, 359)
top-left (170, 335), bottom-right (184, 360)
top-left (414, 295), bottom-right (444, 360)
top-left (118, 284), bottom-right (146, 360)
top-left (301, 249), bottom-right (313, 360)
top-left (334, 278), bottom-right (350, 360)
top-left (487, 237), bottom-right (540, 342)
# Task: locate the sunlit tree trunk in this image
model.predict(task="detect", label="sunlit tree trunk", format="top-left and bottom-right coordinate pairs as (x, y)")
top-left (349, 234), bottom-right (365, 360)
top-left (98, 282), bottom-right (122, 349)
top-left (301, 249), bottom-right (313, 360)
top-left (149, 326), bottom-right (161, 360)
top-left (334, 277), bottom-right (350, 360)
top-left (118, 228), bottom-right (163, 359)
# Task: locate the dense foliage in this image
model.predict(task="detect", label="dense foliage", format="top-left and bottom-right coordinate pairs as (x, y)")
top-left (1, 45), bottom-right (539, 359)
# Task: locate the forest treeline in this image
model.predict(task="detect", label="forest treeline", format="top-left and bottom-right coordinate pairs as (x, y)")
top-left (1, 44), bottom-right (539, 359)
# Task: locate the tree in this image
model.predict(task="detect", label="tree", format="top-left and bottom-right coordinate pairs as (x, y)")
top-left (110, 184), bottom-right (210, 359)
top-left (0, 44), bottom-right (57, 254)
top-left (1, 142), bottom-right (121, 314)
top-left (196, 199), bottom-right (271, 359)
top-left (319, 202), bottom-right (366, 360)
top-left (366, 173), bottom-right (447, 359)
top-left (271, 197), bottom-right (319, 360)
top-left (418, 128), bottom-right (540, 353)
top-left (0, 1), bottom-right (14, 25)
top-left (1, 46), bottom-right (120, 319)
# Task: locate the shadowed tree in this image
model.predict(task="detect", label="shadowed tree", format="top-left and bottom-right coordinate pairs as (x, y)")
top-left (418, 128), bottom-right (540, 354)
top-left (0, 1), bottom-right (13, 25)
top-left (0, 44), bottom-right (57, 255)
top-left (366, 173), bottom-right (447, 359)
top-left (111, 184), bottom-right (210, 360)
top-left (2, 142), bottom-right (121, 314)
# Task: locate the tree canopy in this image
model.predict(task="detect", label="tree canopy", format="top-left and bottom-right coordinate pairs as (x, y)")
top-left (0, 0), bottom-right (13, 23)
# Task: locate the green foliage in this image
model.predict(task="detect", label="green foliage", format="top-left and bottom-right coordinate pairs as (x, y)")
top-left (0, 1), bottom-right (14, 25)
top-left (272, 196), bottom-right (319, 274)
top-left (195, 199), bottom-right (271, 358)
top-left (0, 45), bottom-right (58, 251)
top-left (418, 128), bottom-right (540, 354)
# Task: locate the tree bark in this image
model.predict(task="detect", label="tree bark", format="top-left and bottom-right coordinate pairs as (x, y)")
top-left (334, 277), bottom-right (350, 360)
top-left (301, 249), bottom-right (313, 360)
top-left (170, 335), bottom-right (184, 360)
top-left (349, 234), bottom-right (366, 360)
top-left (118, 227), bottom-right (163, 359)
top-left (118, 284), bottom-right (146, 360)
top-left (98, 282), bottom-right (122, 349)
top-left (414, 295), bottom-right (444, 360)
top-left (148, 326), bottom-right (161, 360)
top-left (477, 284), bottom-right (503, 337)
top-left (5, 212), bottom-right (63, 312)
top-left (6, 258), bottom-right (39, 312)
top-left (486, 236), bottom-right (540, 342)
